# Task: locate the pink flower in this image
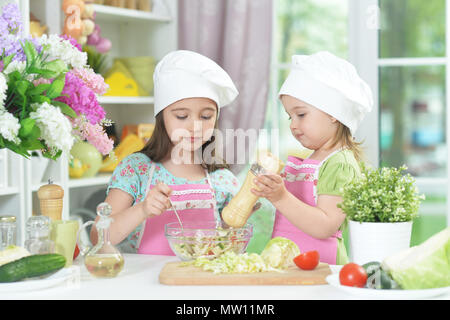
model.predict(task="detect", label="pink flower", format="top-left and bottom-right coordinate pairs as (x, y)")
top-left (56, 71), bottom-right (106, 124)
top-left (72, 117), bottom-right (114, 156)
top-left (71, 67), bottom-right (109, 95)
top-left (138, 164), bottom-right (148, 174)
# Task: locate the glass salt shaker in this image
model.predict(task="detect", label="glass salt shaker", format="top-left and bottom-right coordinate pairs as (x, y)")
top-left (24, 216), bottom-right (55, 254)
top-left (0, 215), bottom-right (17, 250)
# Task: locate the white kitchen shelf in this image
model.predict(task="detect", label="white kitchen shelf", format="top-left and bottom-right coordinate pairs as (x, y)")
top-left (68, 173), bottom-right (112, 189)
top-left (3, 0), bottom-right (177, 246)
top-left (98, 96), bottom-right (154, 104)
top-left (93, 4), bottom-right (171, 23)
top-left (0, 187), bottom-right (20, 196)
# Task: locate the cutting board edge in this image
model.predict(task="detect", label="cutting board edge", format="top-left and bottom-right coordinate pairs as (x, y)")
top-left (158, 261), bottom-right (332, 286)
top-left (159, 277), bottom-right (330, 286)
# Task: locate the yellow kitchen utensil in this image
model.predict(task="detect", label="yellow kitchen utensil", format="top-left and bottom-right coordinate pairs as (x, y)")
top-left (69, 158), bottom-right (89, 178)
top-left (103, 60), bottom-right (147, 96)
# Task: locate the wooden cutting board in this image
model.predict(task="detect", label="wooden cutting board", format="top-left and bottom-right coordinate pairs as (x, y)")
top-left (159, 261), bottom-right (332, 285)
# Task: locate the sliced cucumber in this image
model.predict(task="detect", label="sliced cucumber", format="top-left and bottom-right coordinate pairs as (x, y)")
top-left (367, 269), bottom-right (400, 289)
top-left (362, 261), bottom-right (382, 278)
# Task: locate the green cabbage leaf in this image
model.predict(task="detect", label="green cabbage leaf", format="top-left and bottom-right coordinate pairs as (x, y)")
top-left (0, 245), bottom-right (30, 266)
top-left (382, 227), bottom-right (450, 289)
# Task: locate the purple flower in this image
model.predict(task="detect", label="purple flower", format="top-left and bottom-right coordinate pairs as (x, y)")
top-left (1, 3), bottom-right (22, 36)
top-left (1, 37), bottom-right (41, 62)
top-left (0, 3), bottom-right (41, 62)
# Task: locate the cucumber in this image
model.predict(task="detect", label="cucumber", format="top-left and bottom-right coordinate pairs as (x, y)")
top-left (0, 253), bottom-right (66, 283)
top-left (367, 269), bottom-right (400, 289)
top-left (362, 261), bottom-right (381, 278)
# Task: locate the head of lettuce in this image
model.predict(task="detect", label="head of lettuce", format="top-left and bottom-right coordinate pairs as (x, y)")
top-left (260, 237), bottom-right (300, 269)
top-left (382, 227), bottom-right (450, 289)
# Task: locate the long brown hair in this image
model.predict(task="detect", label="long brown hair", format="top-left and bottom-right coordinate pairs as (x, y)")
top-left (140, 112), bottom-right (230, 172)
top-left (329, 123), bottom-right (365, 163)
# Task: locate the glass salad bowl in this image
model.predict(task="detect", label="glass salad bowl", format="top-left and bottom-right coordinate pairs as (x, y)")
top-left (165, 220), bottom-right (253, 261)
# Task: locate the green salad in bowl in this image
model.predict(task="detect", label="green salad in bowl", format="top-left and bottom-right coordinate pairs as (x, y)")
top-left (165, 220), bottom-right (253, 261)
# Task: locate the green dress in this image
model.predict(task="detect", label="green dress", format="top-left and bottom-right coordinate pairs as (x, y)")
top-left (316, 149), bottom-right (361, 265)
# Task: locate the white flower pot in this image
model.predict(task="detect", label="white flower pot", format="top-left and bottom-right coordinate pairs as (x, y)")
top-left (348, 220), bottom-right (413, 265)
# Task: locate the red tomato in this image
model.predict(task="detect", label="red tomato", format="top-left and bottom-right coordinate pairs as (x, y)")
top-left (293, 250), bottom-right (320, 270)
top-left (73, 243), bottom-right (80, 260)
top-left (339, 263), bottom-right (367, 288)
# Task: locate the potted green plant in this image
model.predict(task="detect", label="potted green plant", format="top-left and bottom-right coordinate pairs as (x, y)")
top-left (338, 164), bottom-right (425, 264)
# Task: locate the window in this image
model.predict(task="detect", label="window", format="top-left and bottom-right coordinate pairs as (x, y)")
top-left (267, 0), bottom-right (449, 247)
top-left (351, 0), bottom-right (449, 241)
top-left (269, 0), bottom-right (348, 161)
top-left (379, 0), bottom-right (446, 177)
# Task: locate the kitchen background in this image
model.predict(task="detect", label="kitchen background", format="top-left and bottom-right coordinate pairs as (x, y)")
top-left (0, 0), bottom-right (448, 253)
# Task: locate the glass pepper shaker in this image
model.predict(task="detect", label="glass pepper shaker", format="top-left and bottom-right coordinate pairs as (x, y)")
top-left (24, 216), bottom-right (55, 254)
top-left (0, 215), bottom-right (17, 250)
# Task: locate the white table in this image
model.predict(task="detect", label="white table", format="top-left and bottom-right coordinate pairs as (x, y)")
top-left (2, 254), bottom-right (449, 300)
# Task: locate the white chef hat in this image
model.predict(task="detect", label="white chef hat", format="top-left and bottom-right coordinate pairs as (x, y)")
top-left (153, 50), bottom-right (239, 117)
top-left (278, 51), bottom-right (373, 135)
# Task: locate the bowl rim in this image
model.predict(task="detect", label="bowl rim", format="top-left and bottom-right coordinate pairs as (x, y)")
top-left (164, 221), bottom-right (253, 238)
top-left (165, 221), bottom-right (253, 231)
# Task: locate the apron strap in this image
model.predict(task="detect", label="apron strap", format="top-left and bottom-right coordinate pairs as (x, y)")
top-left (144, 162), bottom-right (156, 195)
top-left (136, 163), bottom-right (156, 249)
top-left (204, 169), bottom-right (220, 221)
top-left (334, 229), bottom-right (343, 239)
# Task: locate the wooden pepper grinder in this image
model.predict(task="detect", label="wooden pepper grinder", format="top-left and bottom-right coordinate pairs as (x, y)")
top-left (222, 151), bottom-right (284, 228)
top-left (37, 179), bottom-right (64, 221)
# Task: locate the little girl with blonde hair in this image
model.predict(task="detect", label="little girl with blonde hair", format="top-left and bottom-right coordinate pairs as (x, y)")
top-left (252, 51), bottom-right (373, 264)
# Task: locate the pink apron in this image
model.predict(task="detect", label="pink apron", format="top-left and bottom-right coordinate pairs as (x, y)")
top-left (137, 163), bottom-right (217, 255)
top-left (272, 150), bottom-right (343, 264)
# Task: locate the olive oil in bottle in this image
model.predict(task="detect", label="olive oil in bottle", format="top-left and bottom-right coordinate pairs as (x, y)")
top-left (79, 203), bottom-right (125, 278)
top-left (85, 253), bottom-right (124, 278)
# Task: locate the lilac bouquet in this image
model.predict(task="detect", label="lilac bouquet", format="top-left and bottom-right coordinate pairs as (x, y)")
top-left (0, 3), bottom-right (113, 160)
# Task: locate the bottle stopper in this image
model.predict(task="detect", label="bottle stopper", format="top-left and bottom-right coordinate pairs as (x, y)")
top-left (37, 179), bottom-right (64, 221)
